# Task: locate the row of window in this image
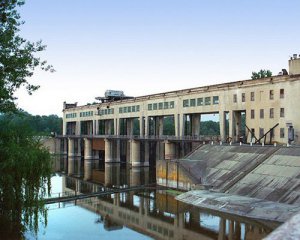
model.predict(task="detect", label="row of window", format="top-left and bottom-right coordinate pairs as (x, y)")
top-left (183, 96), bottom-right (219, 107)
top-left (148, 101), bottom-right (175, 111)
top-left (252, 128), bottom-right (285, 139)
top-left (80, 111), bottom-right (93, 117)
top-left (66, 113), bottom-right (77, 118)
top-left (234, 89), bottom-right (284, 103)
top-left (147, 222), bottom-right (174, 238)
top-left (99, 108), bottom-right (114, 115)
top-left (250, 108), bottom-right (284, 119)
top-left (119, 105), bottom-right (140, 114)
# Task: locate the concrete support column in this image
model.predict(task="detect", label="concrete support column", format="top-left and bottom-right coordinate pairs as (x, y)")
top-left (127, 118), bottom-right (133, 136)
top-left (228, 220), bottom-right (234, 240)
top-left (144, 142), bottom-right (150, 166)
top-left (95, 120), bottom-right (99, 135)
top-left (192, 114), bottom-right (200, 137)
top-left (165, 140), bottom-right (176, 160)
top-left (84, 159), bottom-right (92, 181)
top-left (175, 213), bottom-right (184, 228)
top-left (145, 116), bottom-right (149, 137)
top-left (68, 138), bottom-right (75, 157)
top-left (63, 138), bottom-right (68, 154)
top-left (159, 117), bottom-right (165, 160)
top-left (139, 196), bottom-right (144, 215)
top-left (234, 222), bottom-right (241, 239)
top-left (63, 121), bottom-right (66, 135)
top-left (228, 110), bottom-right (234, 141)
top-left (114, 118), bottom-right (119, 135)
top-left (139, 116), bottom-right (144, 137)
top-left (232, 111), bottom-right (241, 142)
top-left (131, 168), bottom-right (141, 186)
top-left (144, 194), bottom-right (149, 217)
top-left (76, 179), bottom-right (81, 193)
top-left (105, 164), bottom-right (113, 187)
top-left (175, 114), bottom-right (180, 137)
top-left (218, 218), bottom-right (226, 240)
top-left (179, 114), bottom-right (185, 137)
top-left (105, 120), bottom-right (113, 135)
top-left (131, 140), bottom-right (142, 167)
top-left (104, 139), bottom-right (113, 162)
top-left (76, 139), bottom-right (81, 156)
top-left (67, 157), bottom-right (74, 175)
top-left (76, 121), bottom-right (81, 135)
top-left (84, 138), bottom-right (93, 159)
top-left (219, 111), bottom-right (226, 142)
top-left (114, 193), bottom-right (120, 206)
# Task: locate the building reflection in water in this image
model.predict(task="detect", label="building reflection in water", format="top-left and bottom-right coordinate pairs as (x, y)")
top-left (53, 156), bottom-right (279, 240)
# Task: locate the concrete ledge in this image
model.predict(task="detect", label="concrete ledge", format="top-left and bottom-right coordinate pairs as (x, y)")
top-left (176, 190), bottom-right (300, 223)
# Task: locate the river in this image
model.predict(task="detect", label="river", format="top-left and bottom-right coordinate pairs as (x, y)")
top-left (19, 156), bottom-right (280, 239)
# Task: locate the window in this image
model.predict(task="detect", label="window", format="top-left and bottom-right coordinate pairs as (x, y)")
top-left (153, 103), bottom-right (157, 110)
top-left (148, 104), bottom-right (152, 111)
top-left (170, 101), bottom-right (175, 109)
top-left (183, 99), bottom-right (189, 107)
top-left (127, 106), bottom-right (131, 113)
top-left (280, 108), bottom-right (285, 117)
top-left (242, 93), bottom-right (245, 102)
top-left (132, 106), bottom-right (136, 112)
top-left (260, 91), bottom-right (264, 101)
top-left (205, 97), bottom-right (211, 105)
top-left (270, 108), bottom-right (274, 118)
top-left (280, 128), bottom-right (285, 138)
top-left (159, 102), bottom-right (163, 109)
top-left (197, 98), bottom-right (203, 106)
top-left (260, 109), bottom-right (264, 119)
top-left (251, 128), bottom-right (255, 139)
top-left (233, 94), bottom-right (237, 103)
top-left (280, 89), bottom-right (284, 99)
top-left (190, 99), bottom-right (196, 107)
top-left (259, 128), bottom-right (264, 138)
top-left (213, 96), bottom-right (219, 104)
top-left (251, 109), bottom-right (255, 119)
top-left (104, 109), bottom-right (108, 115)
top-left (251, 92), bottom-right (255, 101)
top-left (164, 102), bottom-right (169, 109)
top-left (136, 105), bottom-right (140, 112)
top-left (270, 90), bottom-right (274, 100)
top-left (119, 107), bottom-right (123, 113)
top-left (124, 107), bottom-right (128, 113)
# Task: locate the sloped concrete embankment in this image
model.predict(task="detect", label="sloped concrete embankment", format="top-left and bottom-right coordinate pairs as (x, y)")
top-left (227, 147), bottom-right (300, 204)
top-left (157, 144), bottom-right (279, 192)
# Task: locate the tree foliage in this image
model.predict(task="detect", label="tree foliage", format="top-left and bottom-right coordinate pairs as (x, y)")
top-left (0, 0), bottom-right (53, 113)
top-left (0, 1), bottom-right (53, 238)
top-left (0, 111), bottom-right (63, 135)
top-left (251, 69), bottom-right (272, 80)
top-left (0, 116), bottom-right (52, 238)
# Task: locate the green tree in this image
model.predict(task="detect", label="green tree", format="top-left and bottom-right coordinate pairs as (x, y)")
top-left (251, 69), bottom-right (272, 79)
top-left (0, 1), bottom-right (53, 238)
top-left (0, 111), bottom-right (63, 135)
top-left (0, 114), bottom-right (52, 238)
top-left (0, 0), bottom-right (53, 113)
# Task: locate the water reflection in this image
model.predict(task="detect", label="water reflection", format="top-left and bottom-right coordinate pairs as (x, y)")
top-left (46, 156), bottom-right (279, 240)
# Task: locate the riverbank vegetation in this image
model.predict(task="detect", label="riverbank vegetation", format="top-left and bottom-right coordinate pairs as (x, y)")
top-left (0, 111), bottom-right (62, 135)
top-left (0, 0), bottom-right (54, 238)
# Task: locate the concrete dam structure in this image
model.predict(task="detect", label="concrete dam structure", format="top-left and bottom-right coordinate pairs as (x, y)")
top-left (60, 56), bottom-right (300, 167)
top-left (157, 144), bottom-right (300, 222)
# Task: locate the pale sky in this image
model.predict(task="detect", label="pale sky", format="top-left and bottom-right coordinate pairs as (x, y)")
top-left (16, 0), bottom-right (300, 116)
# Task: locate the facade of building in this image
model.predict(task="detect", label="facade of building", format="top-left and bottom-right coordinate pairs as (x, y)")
top-left (63, 57), bottom-right (300, 146)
